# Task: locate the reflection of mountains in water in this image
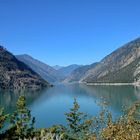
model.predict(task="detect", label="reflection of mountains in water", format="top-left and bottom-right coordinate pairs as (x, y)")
top-left (69, 84), bottom-right (140, 112)
top-left (134, 86), bottom-right (140, 99)
top-left (0, 88), bottom-right (49, 114)
top-left (41, 84), bottom-right (140, 113)
top-left (1, 84), bottom-right (140, 117)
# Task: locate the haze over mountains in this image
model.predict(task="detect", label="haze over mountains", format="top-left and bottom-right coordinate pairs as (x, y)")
top-left (16, 55), bottom-right (81, 83)
top-left (64, 63), bottom-right (98, 83)
top-left (0, 36), bottom-right (140, 90)
top-left (57, 64), bottom-right (82, 77)
top-left (16, 36), bottom-right (140, 85)
top-left (65, 37), bottom-right (140, 84)
top-left (16, 54), bottom-right (64, 83)
top-left (53, 65), bottom-right (64, 70)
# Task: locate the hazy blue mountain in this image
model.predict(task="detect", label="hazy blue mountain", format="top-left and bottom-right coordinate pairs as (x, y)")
top-left (58, 64), bottom-right (82, 77)
top-left (0, 46), bottom-right (49, 90)
top-left (81, 37), bottom-right (140, 84)
top-left (16, 54), bottom-right (64, 83)
top-left (53, 65), bottom-right (64, 70)
top-left (64, 63), bottom-right (98, 82)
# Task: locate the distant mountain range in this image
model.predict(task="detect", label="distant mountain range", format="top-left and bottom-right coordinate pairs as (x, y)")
top-left (64, 63), bottom-right (98, 83)
top-left (16, 37), bottom-right (140, 85)
top-left (57, 64), bottom-right (82, 77)
top-left (1, 36), bottom-right (139, 88)
top-left (81, 37), bottom-right (140, 84)
top-left (0, 46), bottom-right (49, 90)
top-left (65, 37), bottom-right (140, 84)
top-left (16, 54), bottom-right (64, 83)
top-left (53, 65), bottom-right (63, 70)
top-left (53, 64), bottom-right (82, 77)
top-left (16, 55), bottom-right (81, 83)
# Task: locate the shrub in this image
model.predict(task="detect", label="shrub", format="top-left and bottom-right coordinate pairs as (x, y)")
top-left (0, 107), bottom-right (8, 131)
top-left (100, 101), bottom-right (140, 140)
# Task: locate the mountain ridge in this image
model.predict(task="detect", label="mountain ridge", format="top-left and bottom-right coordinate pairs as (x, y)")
top-left (64, 63), bottom-right (98, 83)
top-left (16, 54), bottom-right (64, 83)
top-left (53, 65), bottom-right (64, 70)
top-left (80, 37), bottom-right (140, 84)
top-left (0, 46), bottom-right (49, 90)
top-left (58, 64), bottom-right (82, 77)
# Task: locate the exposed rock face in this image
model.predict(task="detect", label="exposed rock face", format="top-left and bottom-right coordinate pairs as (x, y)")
top-left (16, 54), bottom-right (64, 83)
top-left (0, 47), bottom-right (49, 90)
top-left (64, 63), bottom-right (98, 83)
top-left (90, 58), bottom-right (140, 83)
top-left (81, 37), bottom-right (140, 83)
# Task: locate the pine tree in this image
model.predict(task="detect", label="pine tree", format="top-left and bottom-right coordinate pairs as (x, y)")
top-left (9, 96), bottom-right (35, 139)
top-left (65, 98), bottom-right (93, 139)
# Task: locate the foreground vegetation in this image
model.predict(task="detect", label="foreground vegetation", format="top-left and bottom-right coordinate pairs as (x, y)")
top-left (0, 96), bottom-right (140, 140)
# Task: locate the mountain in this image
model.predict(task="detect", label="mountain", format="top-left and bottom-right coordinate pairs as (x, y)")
top-left (53, 65), bottom-right (64, 70)
top-left (64, 63), bottom-right (98, 83)
top-left (0, 46), bottom-right (49, 90)
top-left (90, 58), bottom-right (140, 83)
top-left (58, 64), bottom-right (82, 77)
top-left (16, 54), bottom-right (64, 83)
top-left (81, 37), bottom-right (140, 84)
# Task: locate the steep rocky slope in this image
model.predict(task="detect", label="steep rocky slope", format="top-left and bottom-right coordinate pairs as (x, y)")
top-left (16, 54), bottom-right (64, 83)
top-left (92, 58), bottom-right (140, 83)
top-left (0, 47), bottom-right (49, 90)
top-left (81, 37), bottom-right (140, 83)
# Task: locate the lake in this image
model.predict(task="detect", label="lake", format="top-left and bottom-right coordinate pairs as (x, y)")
top-left (0, 84), bottom-right (140, 128)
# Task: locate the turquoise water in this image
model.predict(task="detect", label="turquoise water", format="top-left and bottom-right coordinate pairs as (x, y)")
top-left (0, 84), bottom-right (140, 128)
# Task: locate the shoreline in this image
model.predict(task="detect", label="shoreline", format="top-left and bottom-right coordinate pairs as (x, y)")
top-left (84, 82), bottom-right (140, 86)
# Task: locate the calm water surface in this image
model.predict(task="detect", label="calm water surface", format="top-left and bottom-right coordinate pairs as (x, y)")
top-left (0, 84), bottom-right (140, 128)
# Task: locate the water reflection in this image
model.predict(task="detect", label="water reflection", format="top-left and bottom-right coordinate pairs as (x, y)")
top-left (79, 85), bottom-right (139, 111)
top-left (0, 84), bottom-right (140, 128)
top-left (0, 88), bottom-right (48, 113)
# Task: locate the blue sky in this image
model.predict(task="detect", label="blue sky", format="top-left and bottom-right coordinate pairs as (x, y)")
top-left (0, 0), bottom-right (140, 66)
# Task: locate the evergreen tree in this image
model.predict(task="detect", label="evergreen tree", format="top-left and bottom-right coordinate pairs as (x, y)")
top-left (65, 98), bottom-right (93, 139)
top-left (9, 96), bottom-right (35, 139)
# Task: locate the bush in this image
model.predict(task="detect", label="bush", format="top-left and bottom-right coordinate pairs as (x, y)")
top-left (0, 107), bottom-right (9, 131)
top-left (100, 101), bottom-right (140, 140)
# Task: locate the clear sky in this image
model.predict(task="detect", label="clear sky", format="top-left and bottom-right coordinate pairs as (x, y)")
top-left (0, 0), bottom-right (140, 66)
